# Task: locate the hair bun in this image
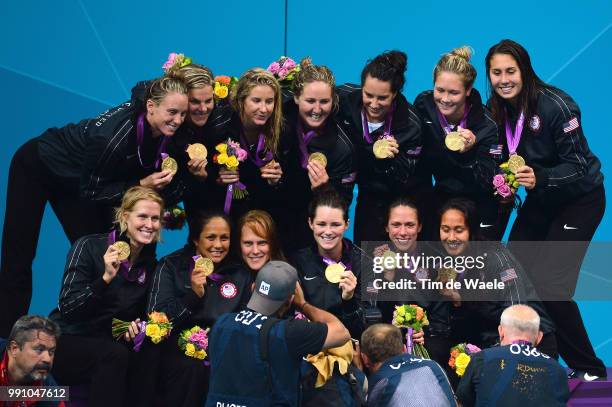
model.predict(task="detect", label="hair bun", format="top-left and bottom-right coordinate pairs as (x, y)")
top-left (450, 46), bottom-right (472, 62)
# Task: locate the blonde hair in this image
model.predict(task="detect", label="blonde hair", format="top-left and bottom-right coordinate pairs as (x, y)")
top-left (114, 186), bottom-right (165, 242)
top-left (230, 68), bottom-right (283, 155)
top-left (174, 63), bottom-right (214, 90)
top-left (146, 75), bottom-right (188, 106)
top-left (293, 58), bottom-right (338, 112)
top-left (433, 46), bottom-right (477, 89)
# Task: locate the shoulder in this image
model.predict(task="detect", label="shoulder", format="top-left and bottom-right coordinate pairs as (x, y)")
top-left (71, 233), bottom-right (108, 253)
top-left (157, 247), bottom-right (189, 270)
top-left (537, 87), bottom-right (581, 119)
top-left (292, 246), bottom-right (318, 265)
top-left (413, 90), bottom-right (433, 108)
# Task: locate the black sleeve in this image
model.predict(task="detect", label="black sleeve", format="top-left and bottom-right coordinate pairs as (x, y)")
top-left (284, 320), bottom-right (328, 358)
top-left (456, 352), bottom-right (483, 407)
top-left (468, 109), bottom-right (499, 194)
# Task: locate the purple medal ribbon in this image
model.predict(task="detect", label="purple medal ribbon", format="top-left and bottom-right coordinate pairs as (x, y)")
top-left (240, 132), bottom-right (273, 168)
top-left (404, 327), bottom-right (414, 354)
top-left (190, 255), bottom-right (224, 282)
top-left (321, 240), bottom-right (352, 272)
top-left (436, 103), bottom-right (471, 134)
top-left (107, 230), bottom-right (146, 285)
top-left (504, 110), bottom-right (525, 155)
top-left (361, 103), bottom-right (395, 144)
top-left (132, 321), bottom-right (147, 352)
top-left (296, 120), bottom-right (318, 169)
top-left (223, 181), bottom-right (247, 215)
top-left (136, 113), bottom-right (170, 170)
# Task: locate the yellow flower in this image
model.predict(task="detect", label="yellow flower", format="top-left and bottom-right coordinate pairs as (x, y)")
top-left (396, 307), bottom-right (405, 317)
top-left (146, 324), bottom-right (161, 338)
top-left (455, 353), bottom-right (471, 376)
top-left (215, 144), bottom-right (227, 154)
top-left (396, 316), bottom-right (404, 324)
top-left (214, 84), bottom-right (229, 99)
top-left (195, 350), bottom-right (206, 360)
top-left (456, 366), bottom-right (466, 376)
top-left (226, 156), bottom-right (239, 168)
top-left (185, 343), bottom-right (196, 357)
top-left (217, 153), bottom-right (228, 165)
top-left (151, 335), bottom-right (162, 344)
top-left (160, 328), bottom-right (168, 337)
top-left (190, 326), bottom-right (201, 334)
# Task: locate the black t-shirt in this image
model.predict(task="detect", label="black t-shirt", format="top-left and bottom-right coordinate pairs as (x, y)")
top-left (284, 319), bottom-right (328, 359)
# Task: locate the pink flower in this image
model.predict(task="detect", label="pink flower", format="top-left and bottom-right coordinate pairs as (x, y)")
top-left (282, 57), bottom-right (296, 70)
top-left (189, 331), bottom-right (209, 349)
top-left (294, 311), bottom-right (306, 320)
top-left (466, 344), bottom-right (481, 354)
top-left (492, 174), bottom-right (505, 188)
top-left (278, 68), bottom-right (289, 79)
top-left (163, 53), bottom-right (178, 70)
top-left (497, 183), bottom-right (513, 198)
top-left (236, 148), bottom-right (248, 162)
top-left (267, 61), bottom-right (281, 74)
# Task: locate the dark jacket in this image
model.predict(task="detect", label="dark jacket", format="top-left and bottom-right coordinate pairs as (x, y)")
top-left (414, 89), bottom-right (499, 197)
top-left (337, 84), bottom-right (428, 196)
top-left (492, 87), bottom-right (603, 205)
top-left (147, 245), bottom-right (253, 330)
top-left (49, 232), bottom-right (156, 337)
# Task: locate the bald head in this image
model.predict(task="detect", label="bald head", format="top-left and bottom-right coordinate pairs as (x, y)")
top-left (499, 304), bottom-right (542, 345)
top-left (361, 324), bottom-right (404, 364)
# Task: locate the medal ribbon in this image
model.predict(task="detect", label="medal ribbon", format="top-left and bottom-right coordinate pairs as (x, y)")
top-left (189, 255), bottom-right (224, 282)
top-left (240, 132), bottom-right (273, 168)
top-left (436, 103), bottom-right (471, 134)
top-left (223, 181), bottom-right (247, 215)
top-left (296, 119), bottom-right (318, 169)
top-left (137, 113), bottom-right (170, 169)
top-left (405, 327), bottom-right (414, 355)
top-left (321, 240), bottom-right (352, 271)
top-left (504, 110), bottom-right (525, 155)
top-left (361, 102), bottom-right (395, 144)
top-left (108, 230), bottom-right (146, 284)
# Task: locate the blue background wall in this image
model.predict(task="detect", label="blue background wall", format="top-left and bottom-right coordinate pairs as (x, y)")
top-left (1, 1), bottom-right (611, 364)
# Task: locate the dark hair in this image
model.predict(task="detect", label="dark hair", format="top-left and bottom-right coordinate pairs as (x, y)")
top-left (361, 324), bottom-right (404, 364)
top-left (307, 185), bottom-right (349, 223)
top-left (386, 196), bottom-right (420, 225)
top-left (438, 198), bottom-right (480, 241)
top-left (485, 39), bottom-right (551, 129)
top-left (187, 210), bottom-right (232, 244)
top-left (361, 50), bottom-right (408, 93)
top-left (237, 210), bottom-right (286, 262)
top-left (8, 315), bottom-right (60, 349)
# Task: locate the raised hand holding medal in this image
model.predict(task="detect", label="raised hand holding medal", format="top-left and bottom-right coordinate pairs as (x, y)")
top-left (437, 104), bottom-right (471, 152)
top-left (186, 143), bottom-right (208, 178)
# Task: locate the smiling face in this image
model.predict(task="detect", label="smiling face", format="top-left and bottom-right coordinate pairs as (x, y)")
top-left (241, 85), bottom-right (275, 129)
top-left (188, 85), bottom-right (214, 127)
top-left (489, 53), bottom-right (523, 104)
top-left (386, 205), bottom-right (421, 253)
top-left (308, 206), bottom-right (349, 254)
top-left (294, 81), bottom-right (333, 131)
top-left (8, 331), bottom-right (56, 384)
top-left (434, 71), bottom-right (471, 122)
top-left (240, 224), bottom-right (270, 272)
top-left (362, 75), bottom-right (396, 123)
top-left (146, 92), bottom-right (188, 137)
top-left (123, 199), bottom-right (162, 248)
top-left (194, 217), bottom-right (230, 264)
top-left (439, 209), bottom-right (470, 256)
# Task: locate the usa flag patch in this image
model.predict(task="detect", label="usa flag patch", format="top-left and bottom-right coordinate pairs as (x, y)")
top-left (500, 267), bottom-right (518, 282)
top-left (563, 117), bottom-right (580, 133)
top-left (489, 144), bottom-right (503, 155)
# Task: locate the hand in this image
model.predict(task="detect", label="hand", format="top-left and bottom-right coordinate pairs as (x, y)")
top-left (412, 329), bottom-right (425, 345)
top-left (307, 161), bottom-right (329, 189)
top-left (191, 268), bottom-right (208, 298)
top-left (140, 170), bottom-right (174, 190)
top-left (457, 127), bottom-right (477, 153)
top-left (515, 165), bottom-right (536, 190)
top-left (187, 158), bottom-right (208, 179)
top-left (102, 245), bottom-right (121, 283)
top-left (385, 137), bottom-right (400, 158)
top-left (260, 160), bottom-right (282, 185)
top-left (293, 282), bottom-right (307, 310)
top-left (339, 270), bottom-right (357, 301)
top-left (440, 288), bottom-right (462, 307)
top-left (352, 340), bottom-right (365, 371)
top-left (124, 319), bottom-right (142, 342)
top-left (218, 168), bottom-right (240, 184)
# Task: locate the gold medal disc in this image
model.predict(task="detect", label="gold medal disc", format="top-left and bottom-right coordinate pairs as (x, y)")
top-left (444, 132), bottom-right (464, 151)
top-left (161, 156), bottom-right (178, 175)
top-left (308, 152), bottom-right (327, 168)
top-left (194, 256), bottom-right (214, 276)
top-left (325, 263), bottom-right (345, 283)
top-left (373, 139), bottom-right (391, 159)
top-left (507, 154), bottom-right (526, 174)
top-left (186, 143), bottom-right (207, 160)
top-left (112, 241), bottom-right (131, 261)
top-left (382, 250), bottom-right (396, 272)
top-left (436, 267), bottom-right (457, 283)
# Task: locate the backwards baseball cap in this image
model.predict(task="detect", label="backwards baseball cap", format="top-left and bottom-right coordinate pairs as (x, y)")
top-left (247, 261), bottom-right (298, 315)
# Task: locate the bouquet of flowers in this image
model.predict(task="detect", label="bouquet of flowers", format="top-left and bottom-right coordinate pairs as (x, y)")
top-left (162, 205), bottom-right (186, 230)
top-left (178, 325), bottom-right (210, 361)
top-left (266, 56), bottom-right (300, 87)
top-left (448, 343), bottom-right (481, 376)
top-left (392, 304), bottom-right (430, 359)
top-left (214, 139), bottom-right (248, 214)
top-left (213, 75), bottom-right (239, 102)
top-left (492, 161), bottom-right (520, 203)
top-left (162, 52), bottom-right (192, 74)
top-left (112, 311), bottom-right (172, 352)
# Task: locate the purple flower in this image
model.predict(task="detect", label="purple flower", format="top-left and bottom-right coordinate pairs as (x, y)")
top-left (492, 174), bottom-right (505, 188)
top-left (282, 57), bottom-right (296, 70)
top-left (267, 61), bottom-right (280, 74)
top-left (235, 148), bottom-right (248, 162)
top-left (497, 183), bottom-right (513, 198)
top-left (278, 68), bottom-right (289, 79)
top-left (466, 343), bottom-right (481, 354)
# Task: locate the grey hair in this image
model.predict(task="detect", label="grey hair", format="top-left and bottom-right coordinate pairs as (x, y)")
top-left (7, 315), bottom-right (60, 349)
top-left (500, 304), bottom-right (540, 340)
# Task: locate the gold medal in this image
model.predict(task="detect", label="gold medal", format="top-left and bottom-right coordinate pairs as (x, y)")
top-left (444, 132), bottom-right (464, 151)
top-left (186, 143), bottom-right (207, 160)
top-left (161, 156), bottom-right (178, 175)
top-left (111, 241), bottom-right (130, 261)
top-left (373, 139), bottom-right (391, 159)
top-left (507, 154), bottom-right (525, 174)
top-left (382, 250), bottom-right (396, 272)
top-left (308, 152), bottom-right (327, 168)
top-left (194, 256), bottom-right (214, 277)
top-left (436, 267), bottom-right (457, 283)
top-left (325, 263), bottom-right (345, 283)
